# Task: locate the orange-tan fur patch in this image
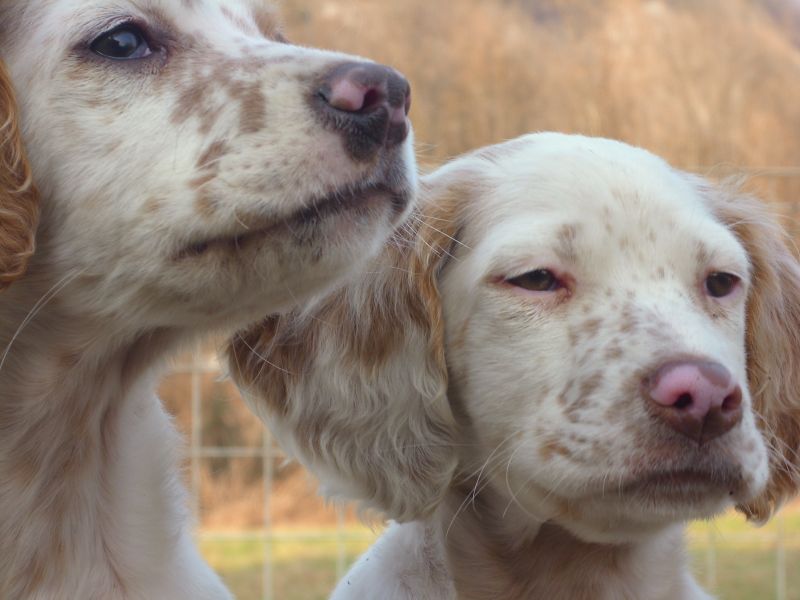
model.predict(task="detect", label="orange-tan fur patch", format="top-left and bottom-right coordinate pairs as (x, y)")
top-left (0, 60), bottom-right (39, 290)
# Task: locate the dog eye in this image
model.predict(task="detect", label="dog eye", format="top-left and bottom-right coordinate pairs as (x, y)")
top-left (705, 272), bottom-right (740, 298)
top-left (91, 24), bottom-right (153, 60)
top-left (507, 269), bottom-right (560, 292)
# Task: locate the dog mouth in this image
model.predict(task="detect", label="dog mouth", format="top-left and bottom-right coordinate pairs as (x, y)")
top-left (175, 182), bottom-right (409, 260)
top-left (618, 466), bottom-right (744, 503)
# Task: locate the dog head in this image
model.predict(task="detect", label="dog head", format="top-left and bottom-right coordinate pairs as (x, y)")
top-left (229, 134), bottom-right (800, 539)
top-left (0, 0), bottom-right (416, 330)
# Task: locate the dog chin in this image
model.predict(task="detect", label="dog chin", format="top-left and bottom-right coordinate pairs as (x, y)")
top-left (156, 147), bottom-right (416, 328)
top-left (556, 491), bottom-right (734, 545)
top-left (557, 513), bottom-right (691, 545)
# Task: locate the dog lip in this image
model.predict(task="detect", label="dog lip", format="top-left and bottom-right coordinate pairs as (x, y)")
top-left (620, 467), bottom-right (743, 496)
top-left (175, 182), bottom-right (408, 260)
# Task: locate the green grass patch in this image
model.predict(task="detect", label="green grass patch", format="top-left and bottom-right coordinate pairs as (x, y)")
top-left (200, 530), bottom-right (378, 600)
top-left (201, 507), bottom-right (800, 600)
top-left (688, 506), bottom-right (800, 600)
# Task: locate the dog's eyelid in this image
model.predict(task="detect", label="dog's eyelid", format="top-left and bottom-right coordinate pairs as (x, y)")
top-left (494, 261), bottom-right (567, 282)
top-left (91, 23), bottom-right (154, 60)
top-left (82, 16), bottom-right (145, 44)
top-left (486, 251), bottom-right (562, 279)
top-left (80, 15), bottom-right (172, 61)
top-left (507, 268), bottom-right (563, 291)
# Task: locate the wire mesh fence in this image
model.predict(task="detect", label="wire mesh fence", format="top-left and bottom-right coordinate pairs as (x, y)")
top-left (162, 167), bottom-right (800, 600)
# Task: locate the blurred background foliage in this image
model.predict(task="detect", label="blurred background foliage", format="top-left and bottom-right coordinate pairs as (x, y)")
top-left (284, 0), bottom-right (800, 171)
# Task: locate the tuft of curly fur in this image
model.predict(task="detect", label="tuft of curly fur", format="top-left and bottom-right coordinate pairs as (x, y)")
top-left (0, 60), bottom-right (38, 290)
top-left (228, 182), bottom-right (466, 521)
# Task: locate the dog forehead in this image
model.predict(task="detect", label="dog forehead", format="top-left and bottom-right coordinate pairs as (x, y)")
top-left (457, 135), bottom-right (748, 277)
top-left (486, 134), bottom-right (697, 218)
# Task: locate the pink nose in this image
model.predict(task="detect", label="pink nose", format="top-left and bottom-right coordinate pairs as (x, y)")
top-left (316, 62), bottom-right (411, 160)
top-left (646, 360), bottom-right (743, 444)
top-left (325, 70), bottom-right (410, 124)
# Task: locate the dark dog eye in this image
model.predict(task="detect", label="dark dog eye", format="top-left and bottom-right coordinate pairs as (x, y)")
top-left (507, 269), bottom-right (560, 292)
top-left (91, 24), bottom-right (153, 60)
top-left (705, 272), bottom-right (740, 298)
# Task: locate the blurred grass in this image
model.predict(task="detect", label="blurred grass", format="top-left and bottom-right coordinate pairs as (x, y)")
top-left (688, 504), bottom-right (800, 600)
top-left (201, 504), bottom-right (800, 600)
top-left (200, 531), bottom-right (376, 600)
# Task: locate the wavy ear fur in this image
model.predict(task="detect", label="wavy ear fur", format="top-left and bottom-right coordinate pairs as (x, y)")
top-left (227, 174), bottom-right (475, 521)
top-left (0, 60), bottom-right (37, 290)
top-left (703, 180), bottom-right (800, 522)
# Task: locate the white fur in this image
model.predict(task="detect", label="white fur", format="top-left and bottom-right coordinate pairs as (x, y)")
top-left (0, 1), bottom-right (416, 598)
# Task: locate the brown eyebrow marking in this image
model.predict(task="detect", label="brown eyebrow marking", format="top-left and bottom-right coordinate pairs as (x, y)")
top-left (171, 79), bottom-right (208, 127)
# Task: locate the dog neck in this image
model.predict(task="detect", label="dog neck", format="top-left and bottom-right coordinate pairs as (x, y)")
top-left (0, 272), bottom-right (201, 597)
top-left (436, 483), bottom-right (699, 600)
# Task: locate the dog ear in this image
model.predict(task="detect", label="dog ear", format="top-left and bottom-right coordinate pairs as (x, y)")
top-left (227, 173), bottom-right (476, 521)
top-left (0, 60), bottom-right (38, 290)
top-left (704, 181), bottom-right (800, 522)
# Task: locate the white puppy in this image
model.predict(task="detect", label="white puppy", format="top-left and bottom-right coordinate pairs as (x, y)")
top-left (231, 134), bottom-right (800, 600)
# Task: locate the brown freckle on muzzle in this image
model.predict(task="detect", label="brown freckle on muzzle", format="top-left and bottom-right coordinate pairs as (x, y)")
top-left (142, 197), bottom-right (163, 214)
top-left (195, 190), bottom-right (218, 218)
top-left (172, 81), bottom-right (207, 126)
top-left (578, 372), bottom-right (604, 400)
top-left (188, 173), bottom-right (216, 189)
top-left (196, 140), bottom-right (230, 170)
top-left (618, 303), bottom-right (638, 334)
top-left (540, 438), bottom-right (574, 461)
top-left (578, 317), bottom-right (602, 338)
top-left (238, 82), bottom-right (267, 135)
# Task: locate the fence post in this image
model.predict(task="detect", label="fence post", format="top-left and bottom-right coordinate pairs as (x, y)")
top-left (190, 348), bottom-right (202, 524)
top-left (263, 430), bottom-right (274, 600)
top-left (776, 511), bottom-right (787, 600)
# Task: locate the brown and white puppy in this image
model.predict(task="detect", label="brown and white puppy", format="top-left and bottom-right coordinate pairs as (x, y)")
top-left (230, 133), bottom-right (800, 600)
top-left (0, 1), bottom-right (416, 598)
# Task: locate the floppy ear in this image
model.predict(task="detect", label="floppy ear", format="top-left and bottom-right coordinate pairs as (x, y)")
top-left (227, 176), bottom-right (471, 521)
top-left (0, 60), bottom-right (38, 290)
top-left (704, 181), bottom-right (800, 522)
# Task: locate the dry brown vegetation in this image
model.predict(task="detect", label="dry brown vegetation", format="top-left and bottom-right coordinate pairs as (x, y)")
top-left (162, 0), bottom-right (800, 529)
top-left (284, 0), bottom-right (800, 171)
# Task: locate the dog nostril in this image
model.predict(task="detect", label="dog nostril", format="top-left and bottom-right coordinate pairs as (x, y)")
top-left (721, 390), bottom-right (742, 412)
top-left (674, 393), bottom-right (693, 410)
top-left (362, 88), bottom-right (384, 112)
